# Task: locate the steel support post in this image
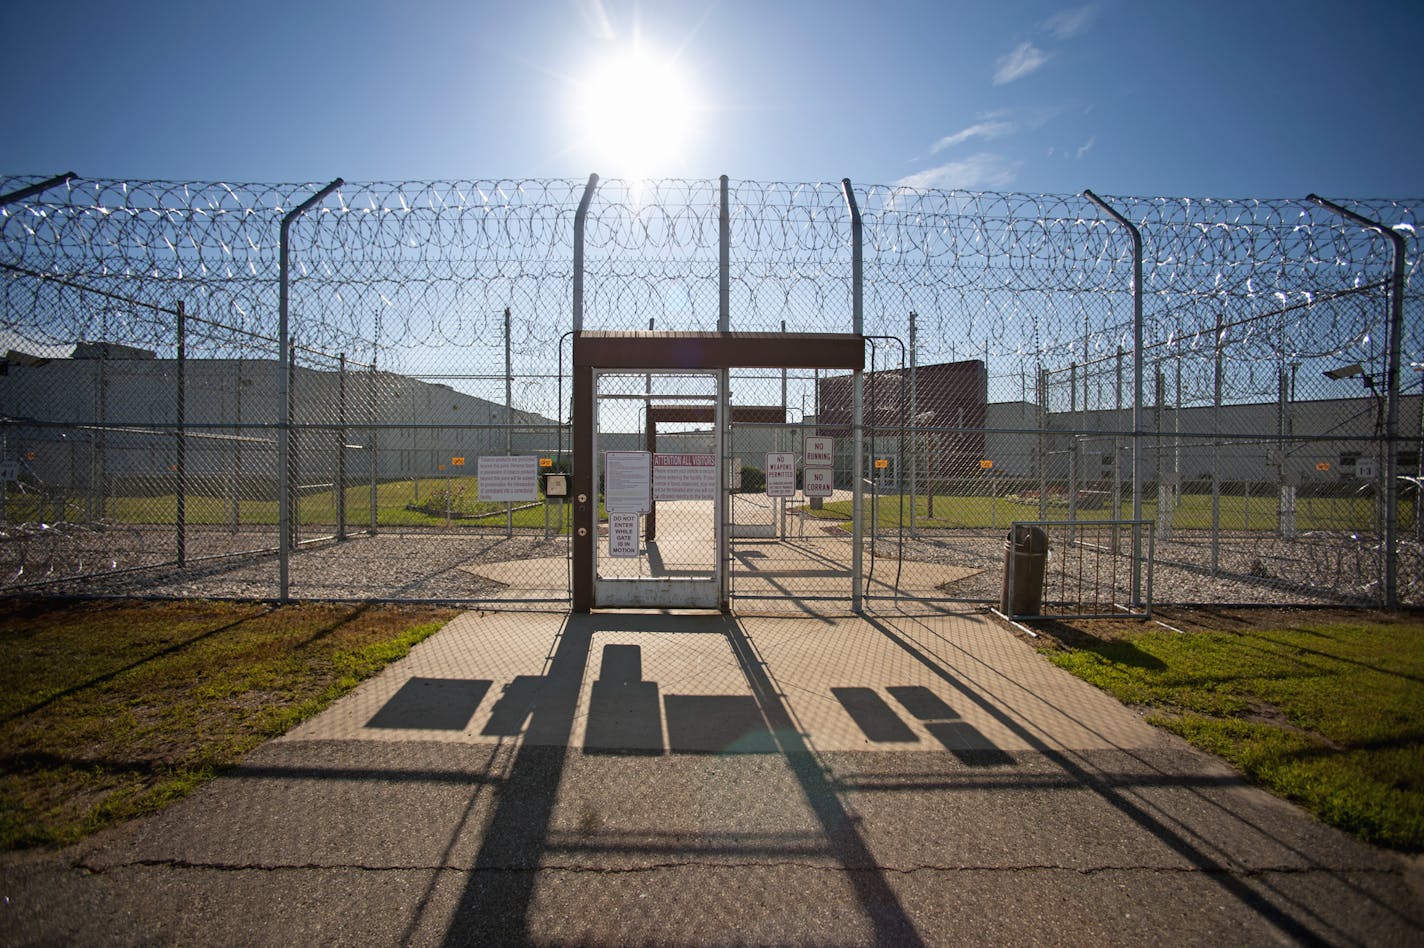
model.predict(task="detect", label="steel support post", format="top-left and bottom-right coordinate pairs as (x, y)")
top-left (572, 175), bottom-right (599, 333)
top-left (909, 310), bottom-right (918, 537)
top-left (278, 176), bottom-right (343, 603)
top-left (1307, 194), bottom-right (1406, 608)
top-left (1084, 189), bottom-right (1145, 606)
top-left (505, 307), bottom-right (514, 537)
top-left (337, 352), bottom-right (347, 541)
top-left (369, 355), bottom-right (378, 535)
top-left (176, 301), bottom-right (187, 567)
top-left (1068, 362), bottom-right (1078, 523)
top-left (1212, 315), bottom-right (1223, 573)
top-left (719, 175), bottom-right (731, 332)
top-left (843, 178), bottom-right (864, 612)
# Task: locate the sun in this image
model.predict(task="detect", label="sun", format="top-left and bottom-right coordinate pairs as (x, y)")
top-left (573, 47), bottom-right (697, 178)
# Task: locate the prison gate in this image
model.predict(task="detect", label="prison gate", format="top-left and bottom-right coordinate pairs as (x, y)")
top-left (0, 174), bottom-right (1419, 609)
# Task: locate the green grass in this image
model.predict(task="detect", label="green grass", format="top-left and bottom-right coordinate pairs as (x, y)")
top-left (14, 476), bottom-right (591, 532)
top-left (0, 598), bottom-right (458, 849)
top-left (1040, 615), bottom-right (1424, 851)
top-left (810, 491), bottom-right (1406, 532)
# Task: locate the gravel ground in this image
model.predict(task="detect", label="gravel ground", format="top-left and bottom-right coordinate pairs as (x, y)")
top-left (4, 527), bottom-right (571, 603)
top-left (3, 519), bottom-right (1417, 609)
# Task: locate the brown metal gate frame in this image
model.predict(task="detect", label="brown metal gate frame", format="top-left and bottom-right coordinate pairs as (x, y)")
top-left (572, 331), bottom-right (864, 612)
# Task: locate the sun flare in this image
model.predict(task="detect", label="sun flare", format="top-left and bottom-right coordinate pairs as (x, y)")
top-left (574, 47), bottom-right (697, 178)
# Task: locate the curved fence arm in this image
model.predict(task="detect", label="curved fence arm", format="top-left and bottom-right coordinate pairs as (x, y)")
top-left (1083, 189), bottom-right (1145, 606)
top-left (841, 178), bottom-right (865, 610)
top-left (1307, 193), bottom-right (1407, 609)
top-left (0, 172), bottom-right (76, 208)
top-left (278, 177), bottom-right (344, 603)
top-left (573, 173), bottom-right (600, 333)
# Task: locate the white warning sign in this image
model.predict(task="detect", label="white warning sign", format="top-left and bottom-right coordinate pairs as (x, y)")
top-left (608, 513), bottom-right (641, 557)
top-left (803, 436), bottom-right (834, 468)
top-left (803, 467), bottom-right (834, 498)
top-left (654, 454), bottom-right (717, 500)
top-left (477, 455), bottom-right (539, 501)
top-left (765, 452), bottom-right (796, 498)
top-left (605, 451), bottom-right (652, 514)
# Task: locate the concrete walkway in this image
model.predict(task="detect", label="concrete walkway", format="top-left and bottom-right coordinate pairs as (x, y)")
top-left (3, 609), bottom-right (1421, 945)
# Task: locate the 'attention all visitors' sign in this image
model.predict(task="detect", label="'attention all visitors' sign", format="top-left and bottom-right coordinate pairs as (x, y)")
top-left (653, 453), bottom-right (716, 500)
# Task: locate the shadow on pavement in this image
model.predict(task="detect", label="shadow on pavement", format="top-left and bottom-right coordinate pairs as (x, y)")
top-left (859, 613), bottom-right (1401, 945)
top-left (437, 611), bottom-right (927, 946)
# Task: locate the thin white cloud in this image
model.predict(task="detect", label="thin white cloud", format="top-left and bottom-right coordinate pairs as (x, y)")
top-left (993, 42), bottom-right (1050, 85)
top-left (895, 153), bottom-right (1021, 191)
top-left (575, 0), bottom-right (615, 40)
top-left (1042, 4), bottom-right (1099, 40)
top-left (930, 120), bottom-right (1016, 154)
top-left (1075, 135), bottom-right (1096, 158)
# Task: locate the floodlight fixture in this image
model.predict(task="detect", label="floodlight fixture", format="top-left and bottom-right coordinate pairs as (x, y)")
top-left (1323, 362), bottom-right (1363, 380)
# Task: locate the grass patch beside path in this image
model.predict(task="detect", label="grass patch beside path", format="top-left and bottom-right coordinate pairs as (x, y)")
top-left (0, 598), bottom-right (458, 850)
top-left (1032, 609), bottom-right (1424, 852)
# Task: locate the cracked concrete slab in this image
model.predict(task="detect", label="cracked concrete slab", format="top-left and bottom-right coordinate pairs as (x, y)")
top-left (3, 609), bottom-right (1421, 946)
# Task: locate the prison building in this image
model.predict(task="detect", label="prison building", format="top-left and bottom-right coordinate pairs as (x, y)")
top-left (816, 360), bottom-right (989, 484)
top-left (0, 344), bottom-right (560, 493)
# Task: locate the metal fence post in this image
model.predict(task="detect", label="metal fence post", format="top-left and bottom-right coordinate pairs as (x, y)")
top-left (232, 360), bottom-right (242, 535)
top-left (176, 301), bottom-right (187, 567)
top-left (1084, 189), bottom-right (1145, 607)
top-left (573, 174), bottom-right (599, 333)
top-left (719, 175), bottom-right (730, 333)
top-left (337, 352), bottom-right (347, 541)
top-left (278, 176), bottom-right (343, 603)
top-left (1155, 366), bottom-right (1166, 540)
top-left (368, 354), bottom-right (378, 535)
top-left (1037, 366), bottom-right (1048, 521)
top-left (1111, 345), bottom-right (1123, 557)
top-left (288, 339), bottom-right (299, 551)
top-left (505, 306), bottom-right (513, 538)
top-left (909, 310), bottom-right (918, 537)
top-left (1306, 194), bottom-right (1406, 608)
top-left (1212, 315), bottom-right (1223, 574)
top-left (1068, 362), bottom-right (1078, 523)
top-left (842, 177), bottom-right (864, 612)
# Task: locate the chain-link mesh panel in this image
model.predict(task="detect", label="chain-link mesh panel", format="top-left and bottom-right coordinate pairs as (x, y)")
top-left (2, 175), bottom-right (1419, 605)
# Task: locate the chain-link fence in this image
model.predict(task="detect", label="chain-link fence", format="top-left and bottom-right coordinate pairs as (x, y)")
top-left (2, 173), bottom-right (1419, 608)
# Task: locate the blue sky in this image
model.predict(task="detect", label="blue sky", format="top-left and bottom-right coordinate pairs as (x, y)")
top-left (2, 0), bottom-right (1421, 197)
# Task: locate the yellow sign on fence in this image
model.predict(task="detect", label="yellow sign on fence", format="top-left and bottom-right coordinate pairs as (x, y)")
top-left (1316, 462), bottom-right (1331, 472)
top-left (874, 458), bottom-right (889, 469)
top-left (980, 459), bottom-right (994, 469)
top-left (539, 457), bottom-right (553, 468)
top-left (451, 456), bottom-right (465, 466)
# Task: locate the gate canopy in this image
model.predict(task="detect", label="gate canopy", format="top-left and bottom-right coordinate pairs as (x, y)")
top-left (573, 331), bottom-right (864, 371)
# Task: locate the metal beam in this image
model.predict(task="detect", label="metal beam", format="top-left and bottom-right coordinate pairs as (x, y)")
top-left (574, 332), bottom-right (863, 371)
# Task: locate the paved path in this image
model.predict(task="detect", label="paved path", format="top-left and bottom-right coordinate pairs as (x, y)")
top-left (3, 610), bottom-right (1421, 945)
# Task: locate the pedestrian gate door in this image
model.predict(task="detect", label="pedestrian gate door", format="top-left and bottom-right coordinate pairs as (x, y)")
top-left (592, 371), bottom-right (723, 608)
top-left (571, 331), bottom-right (865, 613)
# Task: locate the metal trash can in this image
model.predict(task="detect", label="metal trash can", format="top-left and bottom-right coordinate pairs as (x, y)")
top-left (1000, 525), bottom-right (1048, 616)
